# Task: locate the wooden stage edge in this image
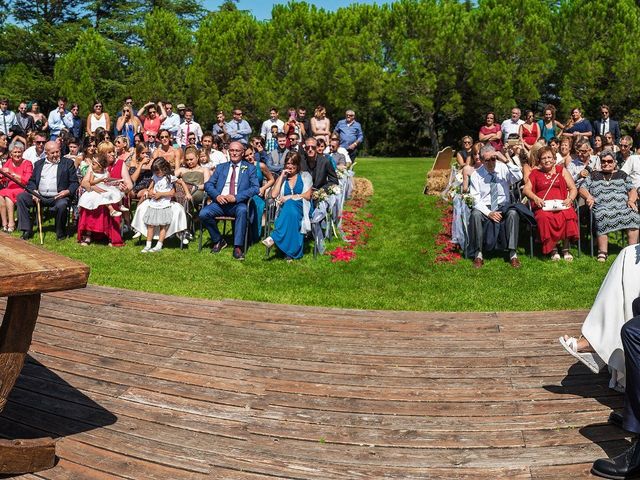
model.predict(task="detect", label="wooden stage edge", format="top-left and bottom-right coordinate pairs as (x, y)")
top-left (1, 285), bottom-right (623, 479)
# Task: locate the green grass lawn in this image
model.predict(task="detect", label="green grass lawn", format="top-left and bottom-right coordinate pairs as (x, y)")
top-left (27, 157), bottom-right (615, 311)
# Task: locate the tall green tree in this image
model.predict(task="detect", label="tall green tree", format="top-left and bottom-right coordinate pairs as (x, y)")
top-left (54, 29), bottom-right (124, 115)
top-left (466, 0), bottom-right (555, 121)
top-left (386, 0), bottom-right (470, 154)
top-left (555, 0), bottom-right (640, 120)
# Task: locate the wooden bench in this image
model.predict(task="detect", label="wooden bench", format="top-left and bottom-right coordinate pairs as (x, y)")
top-left (0, 233), bottom-right (89, 474)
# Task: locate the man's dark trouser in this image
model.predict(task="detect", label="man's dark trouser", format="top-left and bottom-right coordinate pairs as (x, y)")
top-left (468, 207), bottom-right (519, 258)
top-left (620, 297), bottom-right (640, 434)
top-left (16, 191), bottom-right (70, 237)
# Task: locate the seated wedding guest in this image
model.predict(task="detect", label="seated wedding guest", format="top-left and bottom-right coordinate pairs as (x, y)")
top-left (199, 141), bottom-right (259, 260)
top-left (559, 244), bottom-right (640, 391)
top-left (23, 132), bottom-right (47, 164)
top-left (478, 111), bottom-right (503, 151)
top-left (250, 136), bottom-right (269, 167)
top-left (133, 132), bottom-right (145, 147)
top-left (262, 152), bottom-right (312, 260)
top-left (467, 145), bottom-right (523, 268)
top-left (558, 136), bottom-right (573, 166)
top-left (128, 143), bottom-right (154, 201)
top-left (567, 138), bottom-right (600, 189)
top-left (77, 154), bottom-right (127, 218)
top-left (579, 150), bottom-right (640, 262)
top-left (175, 146), bottom-right (210, 206)
top-left (153, 128), bottom-right (182, 170)
top-left (523, 146), bottom-right (579, 261)
top-left (0, 140), bottom-right (33, 233)
top-left (590, 296), bottom-right (640, 479)
top-left (462, 142), bottom-right (483, 193)
top-left (593, 134), bottom-right (605, 155)
top-left (603, 131), bottom-right (620, 154)
top-left (17, 140), bottom-right (79, 240)
top-left (328, 138), bottom-right (349, 170)
top-left (456, 136), bottom-right (473, 167)
top-left (77, 136), bottom-right (98, 180)
top-left (200, 132), bottom-right (227, 170)
top-left (621, 140), bottom-right (640, 190)
top-left (300, 137), bottom-right (338, 191)
top-left (267, 132), bottom-right (289, 175)
top-left (77, 141), bottom-right (133, 246)
top-left (243, 144), bottom-right (274, 240)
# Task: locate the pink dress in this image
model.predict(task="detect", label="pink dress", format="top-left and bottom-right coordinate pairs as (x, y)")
top-left (76, 158), bottom-right (125, 246)
top-left (142, 116), bottom-right (162, 141)
top-left (0, 159), bottom-right (33, 203)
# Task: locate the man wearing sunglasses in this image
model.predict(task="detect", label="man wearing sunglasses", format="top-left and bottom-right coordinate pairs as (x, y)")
top-left (300, 137), bottom-right (338, 191)
top-left (23, 133), bottom-right (47, 164)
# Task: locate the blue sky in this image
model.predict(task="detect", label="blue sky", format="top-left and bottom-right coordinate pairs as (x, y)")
top-left (202, 1), bottom-right (388, 20)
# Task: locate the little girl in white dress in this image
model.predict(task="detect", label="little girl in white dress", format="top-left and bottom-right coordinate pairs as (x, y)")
top-left (77, 156), bottom-right (126, 217)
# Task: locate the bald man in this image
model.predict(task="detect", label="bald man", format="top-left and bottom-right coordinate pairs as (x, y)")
top-left (17, 140), bottom-right (78, 240)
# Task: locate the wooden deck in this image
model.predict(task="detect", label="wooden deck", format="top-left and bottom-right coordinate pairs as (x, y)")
top-left (1, 285), bottom-right (628, 479)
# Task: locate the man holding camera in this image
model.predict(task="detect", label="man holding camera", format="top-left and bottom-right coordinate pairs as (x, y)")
top-left (468, 145), bottom-right (523, 268)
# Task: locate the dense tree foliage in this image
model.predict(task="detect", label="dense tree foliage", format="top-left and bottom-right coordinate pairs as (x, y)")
top-left (2, 0), bottom-right (640, 155)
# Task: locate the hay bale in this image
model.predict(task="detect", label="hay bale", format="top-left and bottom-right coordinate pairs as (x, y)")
top-left (353, 177), bottom-right (374, 199)
top-left (424, 170), bottom-right (450, 196)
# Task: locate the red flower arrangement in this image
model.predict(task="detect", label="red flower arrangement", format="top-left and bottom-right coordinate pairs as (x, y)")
top-left (433, 200), bottom-right (462, 264)
top-left (327, 198), bottom-right (373, 263)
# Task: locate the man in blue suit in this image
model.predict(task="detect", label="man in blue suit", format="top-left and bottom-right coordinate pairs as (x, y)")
top-left (199, 141), bottom-right (259, 260)
top-left (593, 104), bottom-right (621, 145)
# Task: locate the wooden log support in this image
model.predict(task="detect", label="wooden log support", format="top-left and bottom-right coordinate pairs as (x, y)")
top-left (0, 438), bottom-right (55, 473)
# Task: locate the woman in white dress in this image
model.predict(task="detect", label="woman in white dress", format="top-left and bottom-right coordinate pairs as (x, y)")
top-left (77, 155), bottom-right (126, 217)
top-left (560, 244), bottom-right (640, 390)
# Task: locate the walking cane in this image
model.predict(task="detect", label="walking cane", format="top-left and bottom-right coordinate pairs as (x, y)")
top-left (35, 199), bottom-right (43, 245)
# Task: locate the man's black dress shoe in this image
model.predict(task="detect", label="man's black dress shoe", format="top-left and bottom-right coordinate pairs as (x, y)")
top-left (56, 233), bottom-right (67, 241)
top-left (20, 231), bottom-right (33, 240)
top-left (210, 239), bottom-right (227, 253)
top-left (609, 411), bottom-right (624, 428)
top-left (592, 437), bottom-right (640, 479)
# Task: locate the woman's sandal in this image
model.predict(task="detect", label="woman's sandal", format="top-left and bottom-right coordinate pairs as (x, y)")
top-left (597, 251), bottom-right (608, 263)
top-left (562, 249), bottom-right (574, 262)
top-left (550, 250), bottom-right (561, 261)
top-left (558, 336), bottom-right (605, 374)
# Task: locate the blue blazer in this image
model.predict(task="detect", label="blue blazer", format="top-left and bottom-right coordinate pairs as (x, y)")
top-left (204, 160), bottom-right (259, 204)
top-left (26, 156), bottom-right (79, 198)
top-left (592, 119), bottom-right (621, 144)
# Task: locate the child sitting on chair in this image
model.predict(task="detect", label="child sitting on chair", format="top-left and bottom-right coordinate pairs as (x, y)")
top-left (77, 156), bottom-right (127, 217)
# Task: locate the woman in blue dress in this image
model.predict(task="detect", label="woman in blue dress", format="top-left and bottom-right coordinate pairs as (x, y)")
top-left (262, 152), bottom-right (312, 260)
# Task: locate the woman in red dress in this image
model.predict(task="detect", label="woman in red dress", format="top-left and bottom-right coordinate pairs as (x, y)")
top-left (0, 140), bottom-right (33, 232)
top-left (77, 141), bottom-right (133, 246)
top-left (478, 111), bottom-right (503, 151)
top-left (523, 146), bottom-right (579, 261)
top-left (519, 110), bottom-right (540, 151)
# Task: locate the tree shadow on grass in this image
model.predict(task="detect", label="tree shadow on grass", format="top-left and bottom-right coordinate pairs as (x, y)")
top-left (0, 356), bottom-right (117, 472)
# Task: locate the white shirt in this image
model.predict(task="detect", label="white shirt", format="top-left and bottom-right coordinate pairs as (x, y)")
top-left (0, 110), bottom-right (17, 135)
top-left (621, 155), bottom-right (640, 189)
top-left (568, 156), bottom-right (601, 189)
top-left (221, 162), bottom-right (241, 196)
top-left (260, 118), bottom-right (284, 141)
top-left (177, 120), bottom-right (203, 147)
top-left (501, 119), bottom-right (524, 143)
top-left (599, 118), bottom-right (610, 135)
top-left (209, 150), bottom-right (227, 168)
top-left (469, 161), bottom-right (523, 216)
top-left (39, 160), bottom-right (59, 197)
top-left (23, 146), bottom-right (46, 164)
top-left (161, 112), bottom-right (181, 139)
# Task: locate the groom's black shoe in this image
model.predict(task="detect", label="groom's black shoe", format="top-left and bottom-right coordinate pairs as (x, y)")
top-left (609, 411), bottom-right (624, 428)
top-left (592, 437), bottom-right (640, 479)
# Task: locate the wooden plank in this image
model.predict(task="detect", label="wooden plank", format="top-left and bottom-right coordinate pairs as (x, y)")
top-left (0, 234), bottom-right (88, 296)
